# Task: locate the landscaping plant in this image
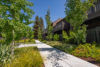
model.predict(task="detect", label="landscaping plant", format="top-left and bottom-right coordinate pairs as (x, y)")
top-left (65, 0), bottom-right (97, 44)
top-left (5, 47), bottom-right (43, 67)
top-left (72, 43), bottom-right (100, 62)
top-left (53, 34), bottom-right (59, 41)
top-left (45, 9), bottom-right (53, 41)
top-left (0, 0), bottom-right (35, 65)
top-left (0, 45), bottom-right (12, 67)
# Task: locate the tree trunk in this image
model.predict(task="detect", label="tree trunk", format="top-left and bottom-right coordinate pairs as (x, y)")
top-left (11, 30), bottom-right (15, 56)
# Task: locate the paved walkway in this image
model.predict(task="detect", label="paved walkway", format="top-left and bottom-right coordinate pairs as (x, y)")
top-left (17, 44), bottom-right (36, 48)
top-left (17, 40), bottom-right (98, 67)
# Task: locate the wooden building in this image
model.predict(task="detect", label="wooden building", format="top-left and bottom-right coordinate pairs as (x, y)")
top-left (44, 0), bottom-right (100, 43)
top-left (84, 0), bottom-right (100, 43)
top-left (52, 18), bottom-right (71, 40)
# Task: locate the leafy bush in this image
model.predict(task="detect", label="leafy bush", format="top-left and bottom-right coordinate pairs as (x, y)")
top-left (0, 39), bottom-right (5, 44)
top-left (41, 40), bottom-right (47, 43)
top-left (62, 26), bottom-right (86, 44)
top-left (62, 31), bottom-right (70, 43)
top-left (38, 27), bottom-right (42, 40)
top-left (93, 49), bottom-right (100, 62)
top-left (69, 26), bottom-right (86, 44)
top-left (72, 43), bottom-right (100, 62)
top-left (5, 47), bottom-right (43, 67)
top-left (0, 45), bottom-right (12, 66)
top-left (72, 43), bottom-right (97, 57)
top-left (73, 43), bottom-right (96, 57)
top-left (53, 34), bottom-right (59, 41)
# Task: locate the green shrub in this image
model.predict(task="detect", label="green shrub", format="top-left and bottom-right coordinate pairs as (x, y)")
top-left (72, 43), bottom-right (100, 62)
top-left (69, 28), bottom-right (86, 44)
top-left (0, 39), bottom-right (5, 44)
top-left (41, 40), bottom-right (47, 43)
top-left (62, 31), bottom-right (70, 43)
top-left (93, 49), bottom-right (100, 62)
top-left (72, 43), bottom-right (97, 57)
top-left (62, 26), bottom-right (86, 44)
top-left (5, 47), bottom-right (43, 67)
top-left (0, 45), bottom-right (12, 66)
top-left (53, 34), bottom-right (59, 41)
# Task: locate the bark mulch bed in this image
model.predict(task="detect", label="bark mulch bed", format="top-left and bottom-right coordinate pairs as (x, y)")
top-left (80, 57), bottom-right (100, 66)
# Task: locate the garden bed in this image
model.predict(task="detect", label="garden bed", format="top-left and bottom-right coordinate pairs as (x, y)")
top-left (15, 39), bottom-right (36, 44)
top-left (80, 57), bottom-right (100, 66)
top-left (43, 41), bottom-right (100, 66)
top-left (5, 47), bottom-right (44, 67)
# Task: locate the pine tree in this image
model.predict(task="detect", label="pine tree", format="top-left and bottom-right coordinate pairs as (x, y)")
top-left (33, 16), bottom-right (40, 39)
top-left (38, 17), bottom-right (44, 40)
top-left (38, 27), bottom-right (42, 40)
top-left (45, 9), bottom-right (53, 41)
top-left (39, 17), bottom-right (44, 33)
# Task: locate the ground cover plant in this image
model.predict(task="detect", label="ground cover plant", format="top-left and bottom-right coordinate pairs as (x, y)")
top-left (15, 39), bottom-right (35, 44)
top-left (5, 47), bottom-right (44, 67)
top-left (72, 43), bottom-right (100, 66)
top-left (44, 41), bottom-right (76, 54)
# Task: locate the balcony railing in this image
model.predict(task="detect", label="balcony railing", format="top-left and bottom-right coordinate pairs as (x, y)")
top-left (88, 0), bottom-right (100, 15)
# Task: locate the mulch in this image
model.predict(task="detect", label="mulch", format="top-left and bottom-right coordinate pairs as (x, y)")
top-left (79, 57), bottom-right (100, 66)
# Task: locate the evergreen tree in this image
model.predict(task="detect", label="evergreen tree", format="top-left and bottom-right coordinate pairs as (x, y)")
top-left (38, 27), bottom-right (42, 40)
top-left (38, 17), bottom-right (44, 40)
top-left (39, 17), bottom-right (44, 33)
top-left (45, 9), bottom-right (53, 40)
top-left (33, 16), bottom-right (40, 39)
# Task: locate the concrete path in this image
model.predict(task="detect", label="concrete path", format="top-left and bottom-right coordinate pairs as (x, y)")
top-left (35, 40), bottom-right (98, 67)
top-left (17, 40), bottom-right (98, 67)
top-left (17, 44), bottom-right (36, 48)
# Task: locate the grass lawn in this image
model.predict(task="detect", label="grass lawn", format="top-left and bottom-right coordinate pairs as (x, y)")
top-left (43, 41), bottom-right (100, 66)
top-left (5, 47), bottom-right (44, 67)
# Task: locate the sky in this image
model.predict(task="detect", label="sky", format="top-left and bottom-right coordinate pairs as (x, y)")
top-left (29, 0), bottom-right (66, 28)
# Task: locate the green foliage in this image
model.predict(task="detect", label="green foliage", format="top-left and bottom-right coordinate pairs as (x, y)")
top-left (39, 17), bottom-right (44, 33)
top-left (69, 26), bottom-right (86, 44)
top-left (62, 31), bottom-right (70, 43)
top-left (41, 40), bottom-right (47, 43)
top-left (45, 9), bottom-right (53, 40)
top-left (33, 16), bottom-right (40, 38)
top-left (27, 29), bottom-right (34, 40)
top-left (65, 0), bottom-right (96, 29)
top-left (53, 34), bottom-right (59, 41)
top-left (0, 0), bottom-right (34, 24)
top-left (45, 41), bottom-right (76, 53)
top-left (16, 39), bottom-right (35, 44)
top-left (0, 0), bottom-right (34, 45)
top-left (5, 47), bottom-right (43, 67)
top-left (94, 49), bottom-right (100, 62)
top-left (33, 16), bottom-right (44, 40)
top-left (38, 27), bottom-right (42, 40)
top-left (65, 0), bottom-right (96, 44)
top-left (0, 39), bottom-right (5, 45)
top-left (0, 45), bottom-right (12, 66)
top-left (72, 43), bottom-right (100, 62)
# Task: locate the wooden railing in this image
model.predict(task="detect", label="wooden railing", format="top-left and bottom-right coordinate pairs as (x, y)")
top-left (88, 0), bottom-right (100, 15)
